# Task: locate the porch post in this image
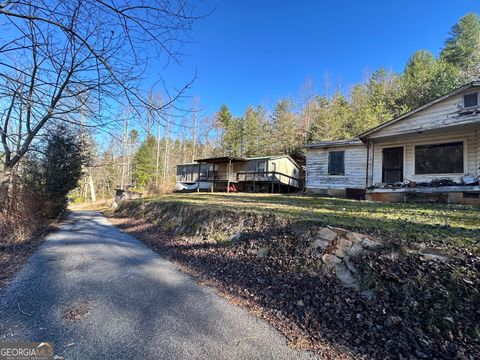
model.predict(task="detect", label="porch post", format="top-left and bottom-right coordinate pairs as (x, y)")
top-left (371, 142), bottom-right (375, 186)
top-left (211, 163), bottom-right (214, 192)
top-left (227, 159), bottom-right (232, 193)
top-left (197, 162), bottom-right (201, 193)
top-left (365, 140), bottom-right (370, 189)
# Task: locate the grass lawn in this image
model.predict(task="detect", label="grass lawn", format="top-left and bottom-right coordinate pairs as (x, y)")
top-left (138, 193), bottom-right (480, 248)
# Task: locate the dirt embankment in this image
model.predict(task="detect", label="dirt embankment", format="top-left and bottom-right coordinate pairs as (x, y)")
top-left (112, 200), bottom-right (480, 360)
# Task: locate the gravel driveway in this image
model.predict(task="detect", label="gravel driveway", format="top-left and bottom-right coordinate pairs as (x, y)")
top-left (0, 211), bottom-right (317, 360)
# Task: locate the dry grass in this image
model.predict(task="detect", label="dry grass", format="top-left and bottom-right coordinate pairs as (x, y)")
top-left (69, 200), bottom-right (112, 212)
top-left (134, 193), bottom-right (480, 248)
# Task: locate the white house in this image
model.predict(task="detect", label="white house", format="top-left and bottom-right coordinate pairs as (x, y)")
top-left (305, 139), bottom-right (367, 198)
top-left (306, 82), bottom-right (480, 204)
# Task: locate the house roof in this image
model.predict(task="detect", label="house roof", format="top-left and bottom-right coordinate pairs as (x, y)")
top-left (181, 154), bottom-right (300, 168)
top-left (176, 162), bottom-right (198, 166)
top-left (246, 154), bottom-right (300, 167)
top-left (305, 138), bottom-right (364, 149)
top-left (194, 156), bottom-right (247, 163)
top-left (358, 81), bottom-right (480, 139)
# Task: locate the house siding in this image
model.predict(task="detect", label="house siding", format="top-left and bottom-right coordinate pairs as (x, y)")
top-left (306, 145), bottom-right (367, 193)
top-left (269, 157), bottom-right (298, 178)
top-left (477, 126), bottom-right (480, 173)
top-left (370, 126), bottom-right (480, 185)
top-left (369, 91), bottom-right (480, 139)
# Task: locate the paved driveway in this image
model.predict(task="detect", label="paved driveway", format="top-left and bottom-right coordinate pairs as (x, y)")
top-left (0, 211), bottom-right (317, 359)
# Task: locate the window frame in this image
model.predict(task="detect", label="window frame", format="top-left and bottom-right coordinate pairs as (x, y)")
top-left (463, 92), bottom-right (478, 108)
top-left (256, 160), bottom-right (267, 173)
top-left (414, 140), bottom-right (465, 175)
top-left (328, 150), bottom-right (345, 176)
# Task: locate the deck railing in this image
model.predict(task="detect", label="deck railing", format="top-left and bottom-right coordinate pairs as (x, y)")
top-left (199, 171), bottom-right (236, 181)
top-left (179, 171), bottom-right (299, 188)
top-left (236, 171), bottom-right (299, 188)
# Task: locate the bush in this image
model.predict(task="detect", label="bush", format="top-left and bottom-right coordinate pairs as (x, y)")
top-left (42, 127), bottom-right (88, 216)
top-left (0, 125), bottom-right (88, 245)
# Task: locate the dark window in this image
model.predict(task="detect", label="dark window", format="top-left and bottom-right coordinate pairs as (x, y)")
top-left (415, 142), bottom-right (463, 174)
top-left (207, 164), bottom-right (214, 179)
top-left (464, 93), bottom-right (478, 108)
top-left (257, 161), bottom-right (266, 173)
top-left (328, 151), bottom-right (345, 175)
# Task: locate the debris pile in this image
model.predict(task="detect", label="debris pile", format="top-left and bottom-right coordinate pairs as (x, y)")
top-left (369, 174), bottom-right (480, 189)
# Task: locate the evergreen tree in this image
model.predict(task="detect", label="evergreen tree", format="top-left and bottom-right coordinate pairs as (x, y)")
top-left (441, 13), bottom-right (480, 81)
top-left (242, 106), bottom-right (261, 157)
top-left (399, 50), bottom-right (460, 109)
top-left (255, 106), bottom-right (274, 156)
top-left (271, 100), bottom-right (299, 154)
top-left (349, 84), bottom-right (379, 136)
top-left (43, 126), bottom-right (88, 216)
top-left (216, 105), bottom-right (243, 157)
top-left (132, 135), bottom-right (157, 188)
top-left (307, 96), bottom-right (330, 142)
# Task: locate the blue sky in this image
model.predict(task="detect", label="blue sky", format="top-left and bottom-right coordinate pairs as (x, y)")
top-left (156, 1), bottom-right (480, 118)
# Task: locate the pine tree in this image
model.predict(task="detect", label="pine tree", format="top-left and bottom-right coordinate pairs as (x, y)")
top-left (271, 100), bottom-right (299, 154)
top-left (43, 126), bottom-right (88, 216)
top-left (399, 50), bottom-right (460, 110)
top-left (132, 135), bottom-right (157, 188)
top-left (216, 105), bottom-right (243, 157)
top-left (441, 13), bottom-right (480, 81)
top-left (242, 106), bottom-right (261, 157)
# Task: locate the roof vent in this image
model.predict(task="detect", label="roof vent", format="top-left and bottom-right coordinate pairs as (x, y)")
top-left (463, 93), bottom-right (478, 108)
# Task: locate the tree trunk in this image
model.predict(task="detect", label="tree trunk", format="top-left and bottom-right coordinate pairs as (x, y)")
top-left (88, 172), bottom-right (96, 202)
top-left (0, 165), bottom-right (14, 207)
top-left (155, 120), bottom-right (161, 188)
top-left (120, 119), bottom-right (129, 190)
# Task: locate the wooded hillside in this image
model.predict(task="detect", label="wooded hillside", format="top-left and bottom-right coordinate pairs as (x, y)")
top-left (76, 13), bottom-right (480, 199)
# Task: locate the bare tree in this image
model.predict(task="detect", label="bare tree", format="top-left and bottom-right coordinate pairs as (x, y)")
top-left (191, 96), bottom-right (199, 162)
top-left (0, 0), bottom-right (199, 202)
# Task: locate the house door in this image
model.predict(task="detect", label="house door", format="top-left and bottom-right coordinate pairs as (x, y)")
top-left (382, 147), bottom-right (403, 184)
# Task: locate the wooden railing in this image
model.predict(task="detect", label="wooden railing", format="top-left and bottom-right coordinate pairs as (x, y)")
top-left (199, 171), bottom-right (236, 181)
top-left (236, 171), bottom-right (299, 188)
top-left (179, 171), bottom-right (300, 188)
